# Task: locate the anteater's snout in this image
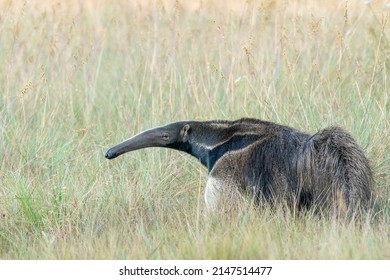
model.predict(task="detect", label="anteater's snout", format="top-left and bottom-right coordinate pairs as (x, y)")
top-left (105, 149), bottom-right (117, 159)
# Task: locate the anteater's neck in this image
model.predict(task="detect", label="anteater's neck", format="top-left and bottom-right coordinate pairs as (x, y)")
top-left (177, 119), bottom-right (275, 172)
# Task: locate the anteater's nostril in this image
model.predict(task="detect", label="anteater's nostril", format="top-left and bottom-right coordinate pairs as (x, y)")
top-left (105, 150), bottom-right (114, 159)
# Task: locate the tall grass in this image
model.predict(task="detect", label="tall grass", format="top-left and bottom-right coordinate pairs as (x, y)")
top-left (0, 0), bottom-right (389, 259)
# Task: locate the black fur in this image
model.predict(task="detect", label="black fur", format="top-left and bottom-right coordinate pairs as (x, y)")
top-left (181, 119), bottom-right (373, 216)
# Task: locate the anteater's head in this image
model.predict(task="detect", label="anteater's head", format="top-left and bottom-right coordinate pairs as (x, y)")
top-left (105, 121), bottom-right (191, 160)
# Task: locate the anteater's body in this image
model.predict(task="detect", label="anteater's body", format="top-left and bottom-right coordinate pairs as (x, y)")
top-left (105, 118), bottom-right (373, 218)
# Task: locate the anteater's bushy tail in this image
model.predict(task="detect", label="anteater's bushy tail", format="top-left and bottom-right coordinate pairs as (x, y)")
top-left (297, 127), bottom-right (373, 218)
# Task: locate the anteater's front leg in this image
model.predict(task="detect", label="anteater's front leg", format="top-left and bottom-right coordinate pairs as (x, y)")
top-left (204, 151), bottom-right (247, 213)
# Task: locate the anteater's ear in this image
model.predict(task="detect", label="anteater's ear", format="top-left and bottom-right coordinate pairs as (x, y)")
top-left (181, 124), bottom-right (190, 142)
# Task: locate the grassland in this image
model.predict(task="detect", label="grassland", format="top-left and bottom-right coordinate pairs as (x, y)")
top-left (0, 0), bottom-right (389, 259)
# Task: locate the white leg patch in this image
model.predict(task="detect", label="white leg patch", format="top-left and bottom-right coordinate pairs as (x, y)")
top-left (204, 176), bottom-right (222, 212)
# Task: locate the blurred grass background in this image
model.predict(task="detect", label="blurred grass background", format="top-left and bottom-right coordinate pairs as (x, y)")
top-left (0, 0), bottom-right (389, 259)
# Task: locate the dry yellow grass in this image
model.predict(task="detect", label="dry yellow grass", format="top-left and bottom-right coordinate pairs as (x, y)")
top-left (0, 0), bottom-right (389, 259)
